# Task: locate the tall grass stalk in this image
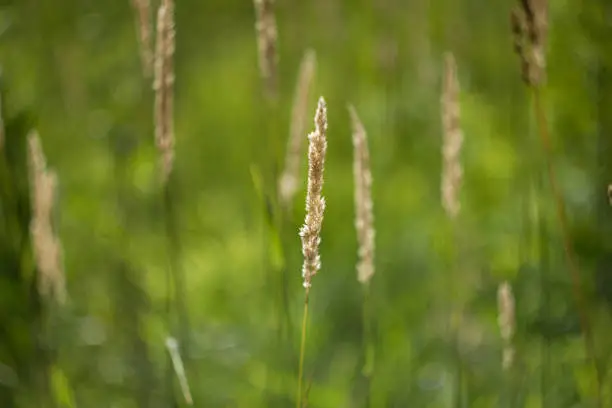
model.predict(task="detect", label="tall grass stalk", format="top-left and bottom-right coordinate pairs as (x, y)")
top-left (348, 105), bottom-right (376, 402)
top-left (511, 1), bottom-right (602, 404)
top-left (153, 0), bottom-right (192, 404)
top-left (27, 130), bottom-right (66, 406)
top-left (532, 88), bottom-right (602, 404)
top-left (272, 49), bottom-right (317, 357)
top-left (252, 0), bottom-right (287, 337)
top-left (441, 52), bottom-right (466, 407)
top-left (297, 97), bottom-right (327, 408)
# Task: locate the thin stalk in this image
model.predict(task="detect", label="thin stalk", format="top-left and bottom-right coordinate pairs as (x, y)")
top-left (162, 177), bottom-right (192, 405)
top-left (35, 288), bottom-right (54, 408)
top-left (163, 179), bottom-right (189, 346)
top-left (267, 100), bottom-right (292, 340)
top-left (110, 134), bottom-right (156, 407)
top-left (453, 318), bottom-right (466, 408)
top-left (361, 283), bottom-right (374, 374)
top-left (361, 283), bottom-right (374, 407)
top-left (163, 183), bottom-right (177, 406)
top-left (296, 289), bottom-right (310, 408)
top-left (538, 193), bottom-right (550, 407)
top-left (448, 220), bottom-right (465, 408)
top-left (530, 88), bottom-right (602, 405)
top-left (277, 225), bottom-right (292, 341)
top-left (456, 359), bottom-right (466, 408)
top-left (263, 86), bottom-right (291, 407)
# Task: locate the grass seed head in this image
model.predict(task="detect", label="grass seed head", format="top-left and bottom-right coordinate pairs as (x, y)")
top-left (349, 105), bottom-right (375, 285)
top-left (279, 49), bottom-right (317, 208)
top-left (300, 97), bottom-right (328, 290)
top-left (441, 53), bottom-right (463, 219)
top-left (28, 131), bottom-right (66, 303)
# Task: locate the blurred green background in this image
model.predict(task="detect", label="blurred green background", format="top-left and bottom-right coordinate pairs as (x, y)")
top-left (1, 0), bottom-right (612, 406)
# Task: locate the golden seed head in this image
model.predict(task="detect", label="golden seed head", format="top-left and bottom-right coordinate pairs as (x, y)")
top-left (300, 97), bottom-right (328, 290)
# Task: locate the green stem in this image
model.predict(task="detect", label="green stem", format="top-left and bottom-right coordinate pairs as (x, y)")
top-left (361, 283), bottom-right (374, 406)
top-left (447, 214), bottom-right (465, 407)
top-left (162, 177), bottom-right (191, 405)
top-left (531, 87), bottom-right (602, 406)
top-left (454, 337), bottom-right (464, 408)
top-left (296, 289), bottom-right (310, 408)
top-left (163, 180), bottom-right (189, 344)
top-left (361, 282), bottom-right (374, 406)
top-left (538, 201), bottom-right (550, 408)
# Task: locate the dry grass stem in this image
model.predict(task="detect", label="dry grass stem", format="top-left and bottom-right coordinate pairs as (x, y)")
top-left (300, 97), bottom-right (327, 290)
top-left (349, 105), bottom-right (375, 285)
top-left (511, 0), bottom-right (548, 86)
top-left (154, 0), bottom-right (176, 184)
top-left (27, 131), bottom-right (65, 303)
top-left (253, 0), bottom-right (278, 100)
top-left (441, 53), bottom-right (463, 219)
top-left (497, 281), bottom-right (515, 370)
top-left (279, 49), bottom-right (317, 208)
top-left (130, 0), bottom-right (153, 77)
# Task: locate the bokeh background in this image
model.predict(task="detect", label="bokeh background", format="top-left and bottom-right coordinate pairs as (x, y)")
top-left (1, 0), bottom-right (612, 407)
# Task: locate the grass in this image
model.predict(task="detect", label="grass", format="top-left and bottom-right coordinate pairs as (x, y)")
top-left (2, 0), bottom-right (611, 406)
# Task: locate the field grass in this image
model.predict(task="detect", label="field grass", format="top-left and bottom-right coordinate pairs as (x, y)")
top-left (1, 0), bottom-right (612, 407)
